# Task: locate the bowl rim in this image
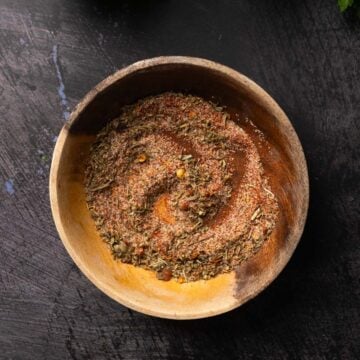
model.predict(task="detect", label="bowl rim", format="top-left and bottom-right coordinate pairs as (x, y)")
top-left (49, 56), bottom-right (309, 320)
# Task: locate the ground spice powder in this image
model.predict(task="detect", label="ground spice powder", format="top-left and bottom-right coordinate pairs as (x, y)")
top-left (85, 93), bottom-right (278, 282)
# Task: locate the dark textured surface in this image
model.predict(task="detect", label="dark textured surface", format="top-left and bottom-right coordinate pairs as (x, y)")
top-left (0, 0), bottom-right (359, 359)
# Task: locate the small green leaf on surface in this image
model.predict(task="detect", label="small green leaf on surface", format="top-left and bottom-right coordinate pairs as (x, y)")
top-left (338, 0), bottom-right (360, 15)
top-left (338, 0), bottom-right (354, 12)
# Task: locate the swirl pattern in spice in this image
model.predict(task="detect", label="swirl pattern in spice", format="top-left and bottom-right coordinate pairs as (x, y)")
top-left (85, 93), bottom-right (278, 282)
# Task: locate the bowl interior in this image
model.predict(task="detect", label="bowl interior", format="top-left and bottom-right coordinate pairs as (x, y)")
top-left (50, 58), bottom-right (308, 319)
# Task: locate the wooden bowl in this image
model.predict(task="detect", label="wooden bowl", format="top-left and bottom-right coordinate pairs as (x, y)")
top-left (50, 57), bottom-right (309, 319)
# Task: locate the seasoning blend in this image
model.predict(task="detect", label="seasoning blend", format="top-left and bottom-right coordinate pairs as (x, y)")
top-left (85, 93), bottom-right (278, 282)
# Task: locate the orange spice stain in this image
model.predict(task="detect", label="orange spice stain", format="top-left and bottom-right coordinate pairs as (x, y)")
top-left (154, 193), bottom-right (175, 224)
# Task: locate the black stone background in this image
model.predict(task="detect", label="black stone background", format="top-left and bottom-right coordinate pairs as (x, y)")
top-left (0, 0), bottom-right (359, 359)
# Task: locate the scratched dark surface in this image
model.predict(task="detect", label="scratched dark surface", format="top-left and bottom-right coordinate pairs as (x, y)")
top-left (0, 0), bottom-right (359, 359)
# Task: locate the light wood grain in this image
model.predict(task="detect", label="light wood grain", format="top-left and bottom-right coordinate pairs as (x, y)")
top-left (50, 57), bottom-right (309, 319)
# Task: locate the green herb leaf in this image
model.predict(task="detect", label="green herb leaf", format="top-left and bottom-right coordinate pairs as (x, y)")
top-left (338, 0), bottom-right (354, 12)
